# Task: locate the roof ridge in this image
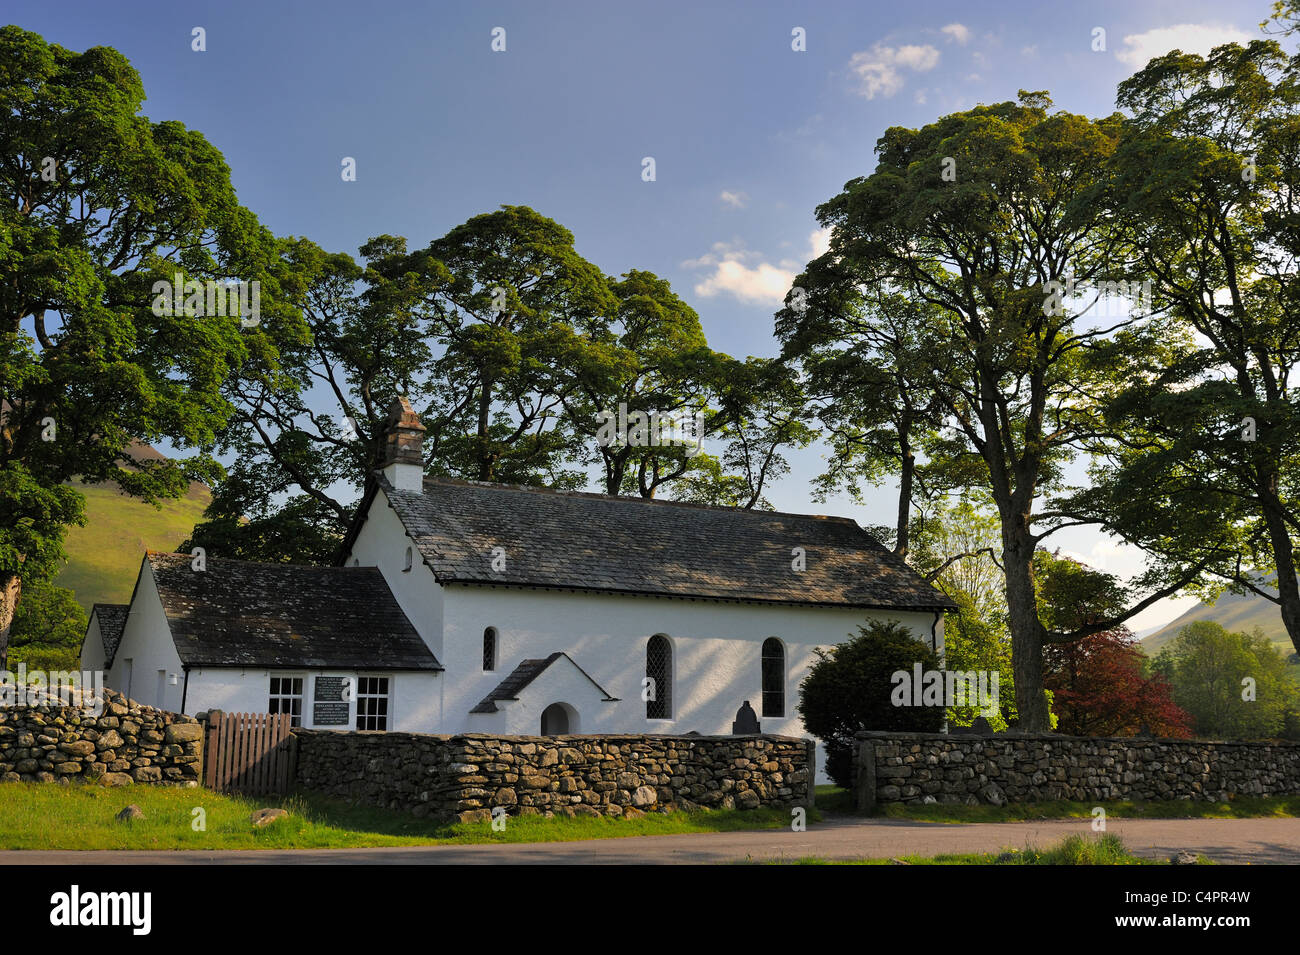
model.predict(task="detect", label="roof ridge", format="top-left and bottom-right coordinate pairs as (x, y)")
top-left (147, 551), bottom-right (380, 572)
top-left (416, 476), bottom-right (858, 524)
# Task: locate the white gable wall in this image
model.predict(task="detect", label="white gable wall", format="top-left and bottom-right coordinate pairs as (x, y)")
top-left (348, 488), bottom-right (446, 667)
top-left (105, 562), bottom-right (184, 711)
top-left (467, 654), bottom-right (620, 736)
top-left (80, 612), bottom-right (107, 672)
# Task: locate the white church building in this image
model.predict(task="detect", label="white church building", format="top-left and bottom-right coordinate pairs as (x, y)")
top-left (84, 400), bottom-right (955, 750)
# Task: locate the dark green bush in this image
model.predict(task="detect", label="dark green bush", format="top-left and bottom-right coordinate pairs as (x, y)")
top-left (798, 619), bottom-right (944, 788)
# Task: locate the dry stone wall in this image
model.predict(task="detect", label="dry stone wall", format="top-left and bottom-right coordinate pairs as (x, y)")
top-left (0, 688), bottom-right (203, 786)
top-left (854, 730), bottom-right (1300, 810)
top-left (293, 730), bottom-right (814, 822)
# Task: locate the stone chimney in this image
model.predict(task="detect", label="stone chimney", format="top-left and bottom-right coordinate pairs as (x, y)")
top-left (381, 397), bottom-right (426, 492)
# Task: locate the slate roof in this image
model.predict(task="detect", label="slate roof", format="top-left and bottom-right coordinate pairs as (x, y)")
top-left (470, 652), bottom-right (618, 713)
top-left (144, 553), bottom-right (442, 670)
top-left (375, 477), bottom-right (957, 611)
top-left (90, 603), bottom-right (129, 667)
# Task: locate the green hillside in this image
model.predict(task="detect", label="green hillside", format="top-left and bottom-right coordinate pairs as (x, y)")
top-left (54, 480), bottom-right (210, 612)
top-left (1142, 586), bottom-right (1295, 657)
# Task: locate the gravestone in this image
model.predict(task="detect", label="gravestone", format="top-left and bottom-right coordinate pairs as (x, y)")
top-left (948, 716), bottom-right (992, 736)
top-left (731, 700), bottom-right (760, 735)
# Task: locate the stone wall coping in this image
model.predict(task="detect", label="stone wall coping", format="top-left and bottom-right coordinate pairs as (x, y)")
top-left (854, 730), bottom-right (1300, 747)
top-left (292, 730), bottom-right (808, 744)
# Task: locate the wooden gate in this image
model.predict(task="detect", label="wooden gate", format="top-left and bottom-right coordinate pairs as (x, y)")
top-left (204, 711), bottom-right (295, 795)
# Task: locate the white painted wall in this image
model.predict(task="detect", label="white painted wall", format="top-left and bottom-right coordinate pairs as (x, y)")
top-left (184, 668), bottom-right (441, 730)
top-left (466, 654), bottom-right (621, 735)
top-left (437, 585), bottom-right (941, 747)
top-left (105, 561), bottom-right (184, 712)
top-left (348, 488), bottom-right (446, 670)
top-left (80, 612), bottom-right (106, 672)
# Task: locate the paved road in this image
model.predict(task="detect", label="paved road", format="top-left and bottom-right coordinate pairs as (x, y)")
top-left (3, 816), bottom-right (1298, 864)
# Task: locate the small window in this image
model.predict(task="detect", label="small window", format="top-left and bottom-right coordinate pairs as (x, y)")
top-left (483, 627), bottom-right (497, 671)
top-left (356, 676), bottom-right (389, 731)
top-left (761, 638), bottom-right (785, 718)
top-left (646, 634), bottom-right (672, 720)
top-left (403, 546), bottom-right (413, 571)
top-left (269, 675), bottom-right (304, 727)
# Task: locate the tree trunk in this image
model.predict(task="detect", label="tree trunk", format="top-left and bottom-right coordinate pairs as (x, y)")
top-left (604, 450), bottom-right (627, 496)
top-left (476, 372), bottom-right (493, 481)
top-left (893, 411), bottom-right (914, 557)
top-left (1257, 471), bottom-right (1300, 657)
top-left (0, 573), bottom-right (21, 673)
top-left (1003, 527), bottom-right (1051, 731)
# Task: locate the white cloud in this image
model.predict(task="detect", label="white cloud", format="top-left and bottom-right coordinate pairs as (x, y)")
top-left (1116, 22), bottom-right (1253, 68)
top-left (694, 260), bottom-right (794, 305)
top-left (848, 42), bottom-right (941, 99)
top-left (719, 190), bottom-right (748, 209)
top-left (809, 227), bottom-right (831, 260)
top-left (686, 231), bottom-right (831, 306)
top-left (941, 23), bottom-right (970, 45)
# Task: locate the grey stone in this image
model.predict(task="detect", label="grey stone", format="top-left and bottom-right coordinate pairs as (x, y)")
top-left (251, 808), bottom-right (289, 827)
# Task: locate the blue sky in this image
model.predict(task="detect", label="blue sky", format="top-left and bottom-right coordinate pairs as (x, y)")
top-left (9, 0), bottom-right (1281, 629)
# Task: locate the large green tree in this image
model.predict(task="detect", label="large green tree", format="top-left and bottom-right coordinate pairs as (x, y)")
top-left (192, 208), bottom-right (788, 561)
top-left (1073, 40), bottom-right (1300, 657)
top-left (0, 27), bottom-right (276, 664)
top-left (557, 268), bottom-right (727, 499)
top-left (783, 93), bottom-right (1209, 730)
top-left (779, 273), bottom-right (952, 558)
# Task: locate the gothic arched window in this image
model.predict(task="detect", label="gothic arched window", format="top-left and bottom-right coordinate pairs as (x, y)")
top-left (761, 637), bottom-right (785, 717)
top-left (646, 634), bottom-right (672, 719)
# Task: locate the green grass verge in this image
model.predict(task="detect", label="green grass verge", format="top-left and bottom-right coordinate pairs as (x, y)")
top-left (0, 782), bottom-right (814, 850)
top-left (814, 785), bottom-right (1300, 822)
top-left (776, 833), bottom-right (1211, 865)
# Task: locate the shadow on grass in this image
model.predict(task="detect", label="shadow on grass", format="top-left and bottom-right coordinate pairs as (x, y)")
top-left (771, 834), bottom-right (1212, 865)
top-left (284, 790), bottom-right (820, 845)
top-left (814, 785), bottom-right (1300, 823)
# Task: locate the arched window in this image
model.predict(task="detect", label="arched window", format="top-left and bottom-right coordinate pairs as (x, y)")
top-left (646, 634), bottom-right (672, 719)
top-left (403, 546), bottom-right (413, 571)
top-left (761, 638), bottom-right (785, 718)
top-left (482, 627), bottom-right (497, 671)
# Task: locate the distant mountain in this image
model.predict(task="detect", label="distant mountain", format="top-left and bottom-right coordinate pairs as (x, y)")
top-left (53, 443), bottom-right (211, 611)
top-left (1141, 580), bottom-right (1295, 657)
